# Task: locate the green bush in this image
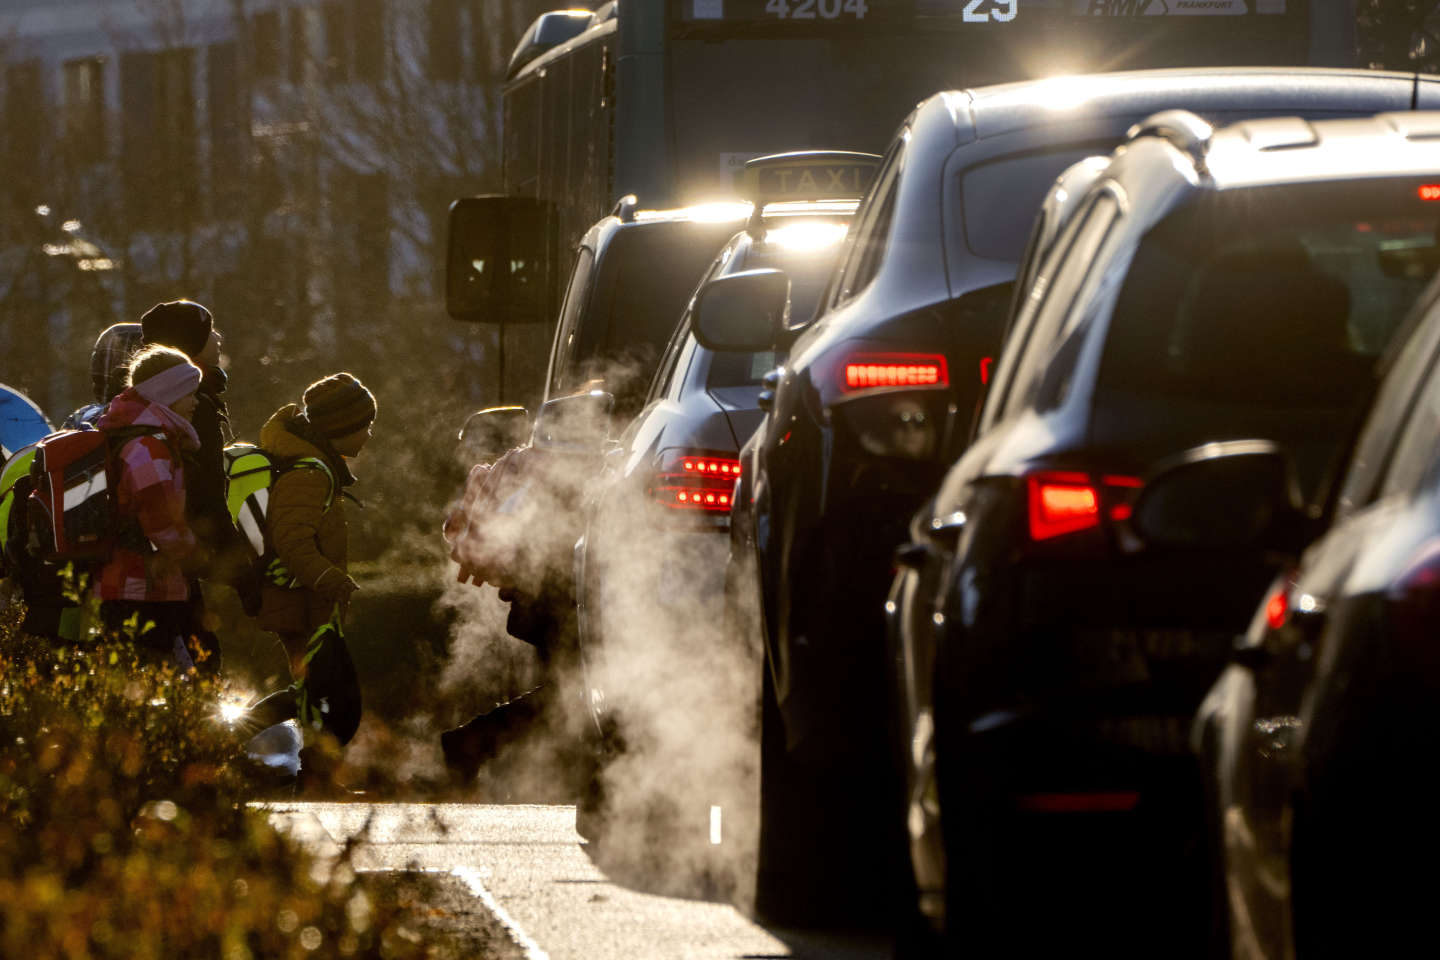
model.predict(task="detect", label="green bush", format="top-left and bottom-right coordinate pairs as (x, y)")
top-left (0, 600), bottom-right (494, 959)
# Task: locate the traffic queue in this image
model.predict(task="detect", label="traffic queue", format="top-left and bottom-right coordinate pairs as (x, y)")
top-left (445, 67), bottom-right (1440, 957)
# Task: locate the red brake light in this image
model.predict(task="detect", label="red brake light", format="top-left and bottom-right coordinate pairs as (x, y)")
top-left (979, 356), bottom-right (993, 385)
top-left (1264, 584), bottom-right (1289, 630)
top-left (681, 457), bottom-right (741, 478)
top-left (1027, 472), bottom-right (1100, 541)
top-left (842, 353), bottom-right (949, 392)
top-left (649, 452), bottom-right (740, 513)
top-left (1420, 185), bottom-right (1440, 202)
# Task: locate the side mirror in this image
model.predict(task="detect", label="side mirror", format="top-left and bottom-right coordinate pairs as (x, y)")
top-left (457, 405), bottom-right (532, 465)
top-left (1131, 440), bottom-right (1305, 552)
top-left (532, 391), bottom-right (614, 453)
top-left (446, 196), bottom-right (554, 324)
top-left (693, 269), bottom-right (790, 353)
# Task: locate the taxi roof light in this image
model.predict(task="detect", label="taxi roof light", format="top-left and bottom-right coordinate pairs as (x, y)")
top-left (742, 151), bottom-right (882, 207)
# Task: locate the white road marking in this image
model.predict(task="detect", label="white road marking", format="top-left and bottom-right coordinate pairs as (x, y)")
top-left (451, 866), bottom-right (551, 960)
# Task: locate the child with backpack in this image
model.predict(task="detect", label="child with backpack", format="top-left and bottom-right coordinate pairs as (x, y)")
top-left (94, 345), bottom-right (207, 668)
top-left (243, 373), bottom-right (376, 757)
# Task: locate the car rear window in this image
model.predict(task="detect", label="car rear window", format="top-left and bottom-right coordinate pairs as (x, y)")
top-left (578, 220), bottom-right (737, 411)
top-left (1093, 178), bottom-right (1440, 494)
top-left (960, 145), bottom-right (1116, 261)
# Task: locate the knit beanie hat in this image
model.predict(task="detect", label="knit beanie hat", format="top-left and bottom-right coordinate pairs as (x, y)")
top-left (302, 373), bottom-right (377, 439)
top-left (89, 322), bottom-right (145, 403)
top-left (140, 299), bottom-right (214, 359)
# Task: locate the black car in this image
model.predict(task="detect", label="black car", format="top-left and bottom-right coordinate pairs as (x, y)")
top-left (571, 198), bottom-right (855, 894)
top-left (453, 200), bottom-right (751, 645)
top-left (727, 66), bottom-right (1440, 923)
top-left (888, 108), bottom-right (1440, 950)
top-left (440, 198), bottom-right (751, 779)
top-left (1194, 268), bottom-right (1440, 957)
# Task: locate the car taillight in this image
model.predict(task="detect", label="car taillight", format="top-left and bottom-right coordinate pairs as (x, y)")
top-left (1027, 472), bottom-right (1099, 540)
top-left (842, 353), bottom-right (949, 392)
top-left (649, 452), bottom-right (740, 513)
top-left (1264, 583), bottom-right (1290, 630)
top-left (1026, 471), bottom-right (1141, 542)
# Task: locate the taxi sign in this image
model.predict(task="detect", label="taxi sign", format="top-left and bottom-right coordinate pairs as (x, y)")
top-left (742, 151), bottom-right (881, 206)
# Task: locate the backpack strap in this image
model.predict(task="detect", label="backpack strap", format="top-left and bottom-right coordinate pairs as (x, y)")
top-left (259, 456), bottom-right (339, 589)
top-left (285, 456), bottom-right (337, 511)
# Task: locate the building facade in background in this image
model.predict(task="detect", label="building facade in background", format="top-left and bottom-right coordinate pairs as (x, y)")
top-left (0, 0), bottom-right (544, 424)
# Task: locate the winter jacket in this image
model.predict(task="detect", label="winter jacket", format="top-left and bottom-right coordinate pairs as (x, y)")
top-left (186, 365), bottom-right (249, 585)
top-left (256, 403), bottom-right (357, 636)
top-left (95, 390), bottom-right (199, 603)
top-left (188, 365), bottom-right (232, 526)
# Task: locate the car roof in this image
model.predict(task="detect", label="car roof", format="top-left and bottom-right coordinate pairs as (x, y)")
top-left (942, 67), bottom-right (1432, 143)
top-left (1205, 112), bottom-right (1440, 188)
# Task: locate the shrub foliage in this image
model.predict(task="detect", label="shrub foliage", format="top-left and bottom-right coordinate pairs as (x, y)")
top-left (0, 602), bottom-right (481, 959)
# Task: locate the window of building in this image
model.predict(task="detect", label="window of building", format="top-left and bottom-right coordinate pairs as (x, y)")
top-left (209, 43), bottom-right (246, 218)
top-left (323, 0), bottom-right (385, 85)
top-left (289, 6), bottom-right (309, 85)
top-left (4, 60), bottom-right (45, 206)
top-left (353, 0), bottom-right (385, 83)
top-left (252, 9), bottom-right (282, 80)
top-left (62, 57), bottom-right (106, 162)
top-left (322, 3), bottom-right (349, 84)
top-left (429, 0), bottom-right (463, 82)
top-left (121, 47), bottom-right (197, 229)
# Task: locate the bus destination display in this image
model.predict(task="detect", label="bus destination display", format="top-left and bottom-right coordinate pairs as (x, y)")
top-left (680, 0), bottom-right (1287, 23)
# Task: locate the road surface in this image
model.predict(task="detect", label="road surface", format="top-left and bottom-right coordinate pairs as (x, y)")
top-left (266, 802), bottom-right (891, 960)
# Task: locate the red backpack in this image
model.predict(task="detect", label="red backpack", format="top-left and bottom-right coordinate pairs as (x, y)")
top-left (27, 426), bottom-right (168, 563)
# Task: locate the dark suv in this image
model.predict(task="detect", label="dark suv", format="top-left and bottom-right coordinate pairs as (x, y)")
top-left (727, 66), bottom-right (1440, 922)
top-left (887, 109), bottom-right (1440, 949)
top-left (1194, 258), bottom-right (1440, 958)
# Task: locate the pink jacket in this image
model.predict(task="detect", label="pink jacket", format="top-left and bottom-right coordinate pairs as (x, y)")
top-left (95, 390), bottom-right (198, 602)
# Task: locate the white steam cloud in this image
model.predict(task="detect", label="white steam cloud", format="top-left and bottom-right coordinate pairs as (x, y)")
top-left (438, 355), bottom-right (766, 907)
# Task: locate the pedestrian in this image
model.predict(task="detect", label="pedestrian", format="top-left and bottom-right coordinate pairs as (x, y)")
top-left (0, 324), bottom-right (146, 647)
top-left (138, 300), bottom-right (241, 671)
top-left (62, 322), bottom-right (145, 428)
top-left (95, 345), bottom-right (207, 669)
top-left (245, 373), bottom-right (375, 765)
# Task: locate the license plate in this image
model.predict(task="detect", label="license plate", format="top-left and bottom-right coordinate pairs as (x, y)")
top-left (1067, 629), bottom-right (1232, 685)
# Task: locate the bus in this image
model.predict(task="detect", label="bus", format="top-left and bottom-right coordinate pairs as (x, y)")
top-left (447, 0), bottom-right (1355, 404)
